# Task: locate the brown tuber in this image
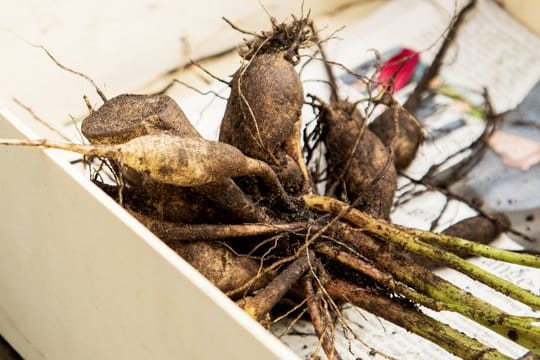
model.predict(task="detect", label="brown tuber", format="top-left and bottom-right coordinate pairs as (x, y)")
top-left (318, 98), bottom-right (397, 219)
top-left (220, 53), bottom-right (304, 164)
top-left (220, 52), bottom-right (307, 195)
top-left (172, 241), bottom-right (266, 294)
top-left (0, 135), bottom-right (292, 207)
top-left (369, 98), bottom-right (423, 171)
top-left (81, 93), bottom-right (200, 143)
top-left (96, 181), bottom-right (225, 224)
top-left (81, 93), bottom-right (271, 223)
top-left (220, 17), bottom-right (315, 195)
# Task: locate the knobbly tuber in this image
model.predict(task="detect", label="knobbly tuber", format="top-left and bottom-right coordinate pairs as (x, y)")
top-left (219, 17), bottom-right (315, 195)
top-left (81, 93), bottom-right (270, 223)
top-left (317, 97), bottom-right (397, 219)
top-left (82, 93), bottom-right (200, 143)
top-left (79, 94), bottom-right (272, 292)
top-left (96, 180), bottom-right (225, 223)
top-left (220, 53), bottom-right (303, 163)
top-left (172, 241), bottom-right (266, 295)
top-left (369, 95), bottom-right (423, 170)
top-left (2, 135), bottom-right (288, 193)
top-left (311, 39), bottom-right (397, 219)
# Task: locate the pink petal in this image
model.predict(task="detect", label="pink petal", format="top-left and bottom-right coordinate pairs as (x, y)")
top-left (377, 48), bottom-right (419, 93)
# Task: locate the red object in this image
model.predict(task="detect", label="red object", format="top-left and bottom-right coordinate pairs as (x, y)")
top-left (377, 48), bottom-right (419, 93)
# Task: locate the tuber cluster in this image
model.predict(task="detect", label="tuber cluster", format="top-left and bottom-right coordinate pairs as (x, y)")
top-left (2, 3), bottom-right (540, 359)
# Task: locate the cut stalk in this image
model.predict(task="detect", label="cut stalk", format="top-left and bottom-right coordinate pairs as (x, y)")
top-left (326, 279), bottom-right (509, 360)
top-left (396, 284), bottom-right (540, 351)
top-left (397, 224), bottom-right (540, 268)
top-left (319, 217), bottom-right (540, 350)
top-left (303, 195), bottom-right (540, 310)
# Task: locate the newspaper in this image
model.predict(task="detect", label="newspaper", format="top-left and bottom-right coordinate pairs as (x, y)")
top-left (179, 0), bottom-right (540, 358)
top-left (322, 0), bottom-right (540, 113)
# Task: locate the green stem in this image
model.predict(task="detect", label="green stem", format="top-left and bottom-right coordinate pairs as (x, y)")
top-left (327, 279), bottom-right (510, 360)
top-left (328, 220), bottom-right (540, 349)
top-left (303, 195), bottom-right (540, 352)
top-left (304, 195), bottom-right (540, 311)
top-left (397, 284), bottom-right (540, 351)
top-left (397, 225), bottom-right (540, 268)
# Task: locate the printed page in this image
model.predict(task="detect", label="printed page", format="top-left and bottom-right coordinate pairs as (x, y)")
top-left (326, 0), bottom-right (540, 113)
